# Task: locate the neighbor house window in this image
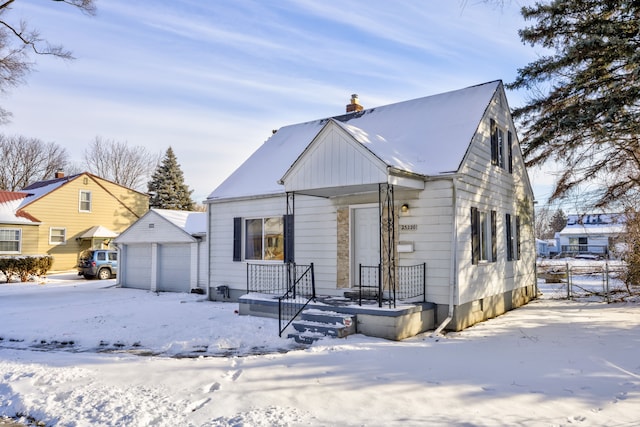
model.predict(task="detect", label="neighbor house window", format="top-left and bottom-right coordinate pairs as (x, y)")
top-left (490, 119), bottom-right (513, 173)
top-left (0, 228), bottom-right (21, 253)
top-left (471, 207), bottom-right (496, 264)
top-left (79, 190), bottom-right (92, 212)
top-left (244, 217), bottom-right (284, 261)
top-left (49, 227), bottom-right (66, 245)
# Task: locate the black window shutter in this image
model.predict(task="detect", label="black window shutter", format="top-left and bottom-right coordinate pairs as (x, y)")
top-left (491, 210), bottom-right (497, 262)
top-left (471, 207), bottom-right (479, 265)
top-left (516, 215), bottom-right (521, 260)
top-left (508, 131), bottom-right (513, 174)
top-left (506, 213), bottom-right (513, 261)
top-left (490, 119), bottom-right (498, 166)
top-left (233, 217), bottom-right (242, 262)
top-left (284, 214), bottom-right (294, 263)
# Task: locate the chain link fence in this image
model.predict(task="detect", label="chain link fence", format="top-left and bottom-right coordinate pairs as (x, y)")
top-left (537, 260), bottom-right (636, 302)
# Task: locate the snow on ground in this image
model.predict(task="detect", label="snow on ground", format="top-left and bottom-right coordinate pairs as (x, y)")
top-left (0, 272), bottom-right (639, 426)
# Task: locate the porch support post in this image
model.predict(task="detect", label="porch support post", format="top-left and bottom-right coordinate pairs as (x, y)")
top-left (378, 183), bottom-right (396, 308)
top-left (285, 192), bottom-right (295, 291)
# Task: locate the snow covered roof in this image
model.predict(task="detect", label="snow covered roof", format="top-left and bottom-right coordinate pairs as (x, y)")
top-left (19, 174), bottom-right (83, 209)
top-left (152, 209), bottom-right (206, 235)
top-left (208, 80), bottom-right (501, 200)
top-left (79, 225), bottom-right (119, 239)
top-left (560, 213), bottom-right (626, 236)
top-left (0, 191), bottom-right (39, 224)
top-left (559, 224), bottom-right (625, 236)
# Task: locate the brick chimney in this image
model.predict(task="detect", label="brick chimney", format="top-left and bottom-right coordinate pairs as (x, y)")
top-left (55, 169), bottom-right (64, 179)
top-left (346, 94), bottom-right (363, 113)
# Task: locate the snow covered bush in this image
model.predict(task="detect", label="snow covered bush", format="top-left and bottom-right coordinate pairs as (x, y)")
top-left (0, 255), bottom-right (53, 283)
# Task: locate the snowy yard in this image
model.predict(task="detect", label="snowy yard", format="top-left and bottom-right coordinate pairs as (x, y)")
top-left (1, 273), bottom-right (640, 426)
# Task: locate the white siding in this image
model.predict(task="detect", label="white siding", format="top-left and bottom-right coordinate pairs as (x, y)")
top-left (283, 123), bottom-right (388, 193)
top-left (209, 195), bottom-right (287, 292)
top-left (116, 211), bottom-right (195, 244)
top-left (454, 90), bottom-right (536, 306)
top-left (289, 195), bottom-right (337, 294)
top-left (395, 181), bottom-right (454, 304)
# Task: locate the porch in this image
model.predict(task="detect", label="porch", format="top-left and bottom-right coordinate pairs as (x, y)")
top-left (239, 262), bottom-right (436, 341)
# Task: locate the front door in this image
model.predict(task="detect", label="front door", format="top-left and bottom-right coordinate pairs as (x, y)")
top-left (352, 206), bottom-right (380, 286)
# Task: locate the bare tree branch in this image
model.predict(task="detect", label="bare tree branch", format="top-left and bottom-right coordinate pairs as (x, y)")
top-left (0, 134), bottom-right (69, 190)
top-left (83, 136), bottom-right (160, 191)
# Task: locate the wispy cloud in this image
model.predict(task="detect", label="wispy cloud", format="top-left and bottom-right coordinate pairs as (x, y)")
top-left (2, 0), bottom-right (541, 200)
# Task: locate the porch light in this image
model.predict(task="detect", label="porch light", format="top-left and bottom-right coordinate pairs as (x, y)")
top-left (401, 203), bottom-right (410, 214)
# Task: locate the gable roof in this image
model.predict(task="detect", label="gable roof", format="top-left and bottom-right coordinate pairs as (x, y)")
top-left (208, 80), bottom-right (501, 200)
top-left (17, 173), bottom-right (149, 220)
top-left (0, 190), bottom-right (39, 224)
top-left (79, 225), bottom-right (120, 239)
top-left (152, 209), bottom-right (207, 235)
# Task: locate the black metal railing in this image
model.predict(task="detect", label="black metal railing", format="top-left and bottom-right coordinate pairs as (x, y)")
top-left (358, 263), bottom-right (426, 307)
top-left (358, 264), bottom-right (382, 307)
top-left (247, 263), bottom-right (288, 295)
top-left (560, 245), bottom-right (609, 257)
top-left (397, 263), bottom-right (427, 302)
top-left (278, 263), bottom-right (316, 337)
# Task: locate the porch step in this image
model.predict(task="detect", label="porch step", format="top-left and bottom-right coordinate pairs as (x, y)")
top-left (288, 310), bottom-right (356, 344)
top-left (343, 290), bottom-right (379, 301)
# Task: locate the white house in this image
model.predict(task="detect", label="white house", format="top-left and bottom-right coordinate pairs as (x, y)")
top-left (115, 209), bottom-right (208, 293)
top-left (206, 81), bottom-right (537, 332)
top-left (557, 213), bottom-right (625, 258)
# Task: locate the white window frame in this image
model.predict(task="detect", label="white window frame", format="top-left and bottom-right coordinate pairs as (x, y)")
top-left (79, 190), bottom-right (92, 212)
top-left (49, 227), bottom-right (67, 245)
top-left (0, 228), bottom-right (21, 254)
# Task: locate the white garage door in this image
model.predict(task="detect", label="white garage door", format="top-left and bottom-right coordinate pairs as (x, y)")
top-left (122, 244), bottom-right (152, 290)
top-left (157, 243), bottom-right (191, 292)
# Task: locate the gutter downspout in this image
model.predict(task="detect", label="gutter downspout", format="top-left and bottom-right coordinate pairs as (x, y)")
top-left (433, 177), bottom-right (458, 335)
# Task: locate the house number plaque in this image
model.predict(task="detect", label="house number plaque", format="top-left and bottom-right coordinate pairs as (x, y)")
top-left (400, 224), bottom-right (417, 231)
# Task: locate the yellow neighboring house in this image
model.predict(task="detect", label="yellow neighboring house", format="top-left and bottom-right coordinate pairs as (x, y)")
top-left (0, 171), bottom-right (149, 271)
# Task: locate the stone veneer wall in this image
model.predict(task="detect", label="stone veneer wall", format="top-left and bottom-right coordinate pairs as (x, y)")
top-left (336, 207), bottom-right (350, 288)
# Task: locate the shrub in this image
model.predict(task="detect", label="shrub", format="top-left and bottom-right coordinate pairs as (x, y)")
top-left (0, 255), bottom-right (53, 283)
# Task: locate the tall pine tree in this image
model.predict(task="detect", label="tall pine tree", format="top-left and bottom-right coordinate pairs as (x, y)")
top-left (147, 147), bottom-right (194, 210)
top-left (508, 0), bottom-right (640, 208)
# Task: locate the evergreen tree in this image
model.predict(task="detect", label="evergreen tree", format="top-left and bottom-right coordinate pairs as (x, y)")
top-left (508, 0), bottom-right (640, 208)
top-left (548, 209), bottom-right (567, 235)
top-left (147, 147), bottom-right (194, 210)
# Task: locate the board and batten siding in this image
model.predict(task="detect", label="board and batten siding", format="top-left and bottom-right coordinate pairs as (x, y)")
top-left (454, 90), bottom-right (536, 306)
top-left (282, 123), bottom-right (388, 193)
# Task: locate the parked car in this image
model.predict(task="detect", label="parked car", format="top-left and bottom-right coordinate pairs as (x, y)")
top-left (77, 249), bottom-right (118, 280)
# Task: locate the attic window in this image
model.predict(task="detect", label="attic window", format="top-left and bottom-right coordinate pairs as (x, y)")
top-left (490, 119), bottom-right (513, 173)
top-left (149, 223), bottom-right (155, 229)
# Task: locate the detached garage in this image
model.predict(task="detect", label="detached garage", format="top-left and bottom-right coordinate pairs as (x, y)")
top-left (115, 209), bottom-right (207, 294)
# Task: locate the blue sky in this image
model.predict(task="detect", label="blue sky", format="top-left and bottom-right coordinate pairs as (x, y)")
top-left (2, 0), bottom-right (554, 204)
